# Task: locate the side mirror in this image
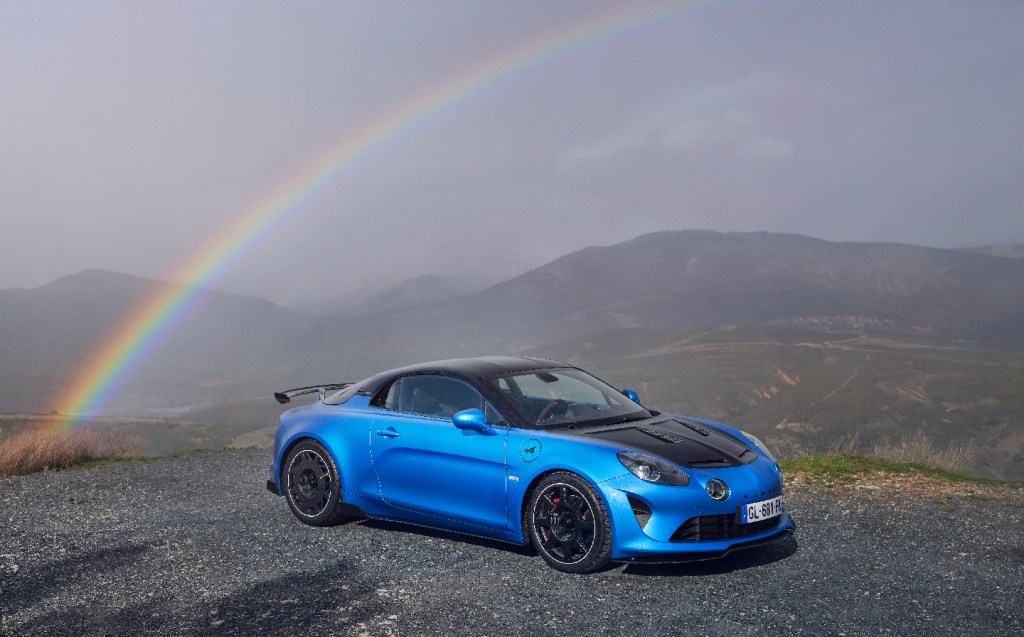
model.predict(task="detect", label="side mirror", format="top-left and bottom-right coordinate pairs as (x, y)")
top-left (453, 408), bottom-right (494, 435)
top-left (622, 389), bottom-right (641, 404)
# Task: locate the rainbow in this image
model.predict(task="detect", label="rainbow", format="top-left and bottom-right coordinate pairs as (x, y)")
top-left (51, 0), bottom-right (723, 428)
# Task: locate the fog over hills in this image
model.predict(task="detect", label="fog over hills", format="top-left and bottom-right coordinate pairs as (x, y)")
top-left (516, 231), bottom-right (1024, 338)
top-left (962, 244), bottom-right (1024, 259)
top-left (345, 231), bottom-right (1024, 359)
top-left (2, 231), bottom-right (1024, 476)
top-left (525, 325), bottom-right (1024, 479)
top-left (0, 269), bottom-right (328, 413)
top-left (296, 273), bottom-right (500, 318)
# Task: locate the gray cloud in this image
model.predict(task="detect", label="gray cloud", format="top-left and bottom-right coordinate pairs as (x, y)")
top-left (2, 0), bottom-right (1023, 305)
top-left (557, 71), bottom-right (790, 172)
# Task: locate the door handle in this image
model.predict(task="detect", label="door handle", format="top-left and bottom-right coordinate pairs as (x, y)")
top-left (376, 428), bottom-right (400, 438)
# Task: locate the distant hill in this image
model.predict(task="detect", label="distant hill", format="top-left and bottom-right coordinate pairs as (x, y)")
top-left (524, 325), bottom-right (1024, 479)
top-left (6, 233), bottom-right (1024, 413)
top-left (4, 232), bottom-right (1024, 477)
top-left (344, 231), bottom-right (1024, 364)
top-left (0, 269), bottom-right (329, 413)
top-left (501, 231), bottom-right (1024, 341)
top-left (961, 243), bottom-right (1024, 259)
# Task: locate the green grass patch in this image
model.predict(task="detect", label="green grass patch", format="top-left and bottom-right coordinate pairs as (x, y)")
top-left (70, 455), bottom-right (159, 471)
top-left (66, 448), bottom-right (219, 471)
top-left (780, 455), bottom-right (1020, 487)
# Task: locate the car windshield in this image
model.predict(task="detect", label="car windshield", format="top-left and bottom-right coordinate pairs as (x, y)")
top-left (489, 368), bottom-right (651, 428)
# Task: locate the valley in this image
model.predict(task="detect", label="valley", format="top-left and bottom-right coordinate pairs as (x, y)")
top-left (2, 231), bottom-right (1022, 477)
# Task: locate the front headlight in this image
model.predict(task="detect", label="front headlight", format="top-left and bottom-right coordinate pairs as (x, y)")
top-left (741, 430), bottom-right (776, 463)
top-left (617, 451), bottom-right (690, 486)
top-left (742, 430), bottom-right (783, 483)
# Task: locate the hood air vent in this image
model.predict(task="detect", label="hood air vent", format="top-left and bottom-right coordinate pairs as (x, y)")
top-left (674, 419), bottom-right (711, 437)
top-left (638, 427), bottom-right (687, 444)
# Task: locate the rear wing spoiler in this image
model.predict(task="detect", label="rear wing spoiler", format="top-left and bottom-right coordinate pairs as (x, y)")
top-left (274, 383), bottom-right (352, 404)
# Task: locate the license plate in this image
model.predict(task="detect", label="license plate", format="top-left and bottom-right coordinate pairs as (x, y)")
top-left (741, 495), bottom-right (784, 524)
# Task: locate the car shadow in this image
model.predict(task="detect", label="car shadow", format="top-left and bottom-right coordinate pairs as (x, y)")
top-left (620, 533), bottom-right (798, 576)
top-left (353, 518), bottom-right (796, 576)
top-left (14, 556), bottom-right (382, 636)
top-left (0, 543), bottom-right (151, 613)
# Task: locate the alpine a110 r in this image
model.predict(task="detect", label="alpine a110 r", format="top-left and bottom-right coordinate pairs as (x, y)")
top-left (267, 356), bottom-right (794, 573)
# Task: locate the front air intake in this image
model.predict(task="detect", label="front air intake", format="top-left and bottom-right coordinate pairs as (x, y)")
top-left (627, 495), bottom-right (652, 529)
top-left (670, 513), bottom-right (781, 542)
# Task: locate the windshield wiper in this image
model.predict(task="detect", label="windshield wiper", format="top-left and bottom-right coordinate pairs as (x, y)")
top-left (611, 413), bottom-right (651, 425)
top-left (546, 412), bottom-right (650, 430)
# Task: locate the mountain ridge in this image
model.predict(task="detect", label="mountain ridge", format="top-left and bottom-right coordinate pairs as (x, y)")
top-left (961, 243), bottom-right (1024, 259)
top-left (0, 268), bottom-right (331, 413)
top-left (3, 230), bottom-right (1024, 477)
top-left (338, 230), bottom-right (1024, 362)
top-left (2, 233), bottom-right (1022, 413)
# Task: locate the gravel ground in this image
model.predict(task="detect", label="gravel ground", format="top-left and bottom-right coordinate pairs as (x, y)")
top-left (1, 448), bottom-right (1023, 636)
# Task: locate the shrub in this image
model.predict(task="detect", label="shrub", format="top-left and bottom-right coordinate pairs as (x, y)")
top-left (869, 429), bottom-right (975, 472)
top-left (818, 428), bottom-right (975, 472)
top-left (0, 426), bottom-right (144, 476)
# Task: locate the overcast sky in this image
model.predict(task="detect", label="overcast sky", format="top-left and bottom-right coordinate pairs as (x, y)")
top-left (3, 0), bottom-right (1023, 305)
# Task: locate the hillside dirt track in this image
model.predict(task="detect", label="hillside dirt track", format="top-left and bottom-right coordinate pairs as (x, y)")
top-left (2, 448), bottom-right (1023, 636)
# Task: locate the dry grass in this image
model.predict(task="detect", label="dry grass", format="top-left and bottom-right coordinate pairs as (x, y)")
top-left (826, 432), bottom-right (864, 456)
top-left (869, 429), bottom-right (976, 472)
top-left (0, 425), bottom-right (144, 476)
top-left (781, 454), bottom-right (1016, 498)
top-left (825, 429), bottom-right (976, 472)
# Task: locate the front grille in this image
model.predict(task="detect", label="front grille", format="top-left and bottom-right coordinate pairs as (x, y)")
top-left (671, 512), bottom-right (781, 542)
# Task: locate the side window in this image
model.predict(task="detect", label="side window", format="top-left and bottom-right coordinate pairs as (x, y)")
top-left (484, 402), bottom-right (505, 425)
top-left (383, 375), bottom-right (501, 421)
top-left (382, 378), bottom-right (403, 411)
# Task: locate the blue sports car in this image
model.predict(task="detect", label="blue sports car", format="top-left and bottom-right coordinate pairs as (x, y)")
top-left (267, 356), bottom-right (794, 573)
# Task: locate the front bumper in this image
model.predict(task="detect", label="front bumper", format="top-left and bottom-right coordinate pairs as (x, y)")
top-left (602, 463), bottom-right (794, 560)
top-left (619, 526), bottom-right (794, 563)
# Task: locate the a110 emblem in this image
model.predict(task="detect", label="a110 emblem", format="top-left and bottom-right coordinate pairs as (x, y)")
top-left (519, 439), bottom-right (541, 462)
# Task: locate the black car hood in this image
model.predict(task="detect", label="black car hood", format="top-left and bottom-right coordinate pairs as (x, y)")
top-left (572, 416), bottom-right (757, 468)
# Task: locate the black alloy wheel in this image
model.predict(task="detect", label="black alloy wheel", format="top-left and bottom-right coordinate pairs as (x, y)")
top-left (528, 472), bottom-right (613, 573)
top-left (282, 439), bottom-right (349, 526)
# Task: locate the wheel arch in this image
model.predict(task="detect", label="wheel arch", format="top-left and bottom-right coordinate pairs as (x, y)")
top-left (518, 467), bottom-right (615, 538)
top-left (278, 433), bottom-right (345, 489)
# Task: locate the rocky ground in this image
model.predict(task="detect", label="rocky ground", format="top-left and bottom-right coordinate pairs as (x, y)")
top-left (1, 448), bottom-right (1022, 636)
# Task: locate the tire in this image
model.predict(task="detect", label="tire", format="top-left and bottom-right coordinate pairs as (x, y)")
top-left (527, 471), bottom-right (613, 574)
top-left (281, 439), bottom-right (349, 527)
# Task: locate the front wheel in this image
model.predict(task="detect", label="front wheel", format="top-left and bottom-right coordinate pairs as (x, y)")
top-left (282, 439), bottom-right (349, 526)
top-left (527, 472), bottom-right (613, 573)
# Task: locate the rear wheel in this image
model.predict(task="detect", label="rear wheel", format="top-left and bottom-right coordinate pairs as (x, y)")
top-left (527, 472), bottom-right (612, 573)
top-left (282, 439), bottom-right (349, 526)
